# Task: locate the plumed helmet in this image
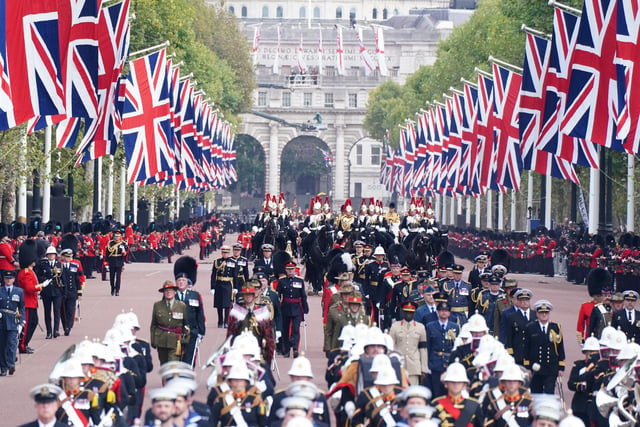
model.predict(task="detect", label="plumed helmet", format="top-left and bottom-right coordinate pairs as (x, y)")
top-left (587, 268), bottom-right (612, 296)
top-left (19, 239), bottom-right (38, 269)
top-left (174, 256), bottom-right (198, 285)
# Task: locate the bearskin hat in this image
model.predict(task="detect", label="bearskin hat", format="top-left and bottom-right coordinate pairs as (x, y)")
top-left (491, 248), bottom-right (511, 272)
top-left (19, 239), bottom-right (38, 269)
top-left (327, 251), bottom-right (355, 281)
top-left (272, 250), bottom-right (292, 277)
top-left (28, 218), bottom-right (42, 238)
top-left (387, 244), bottom-right (408, 267)
top-left (587, 268), bottom-right (612, 296)
top-left (61, 234), bottom-right (79, 256)
top-left (80, 222), bottom-right (93, 235)
top-left (437, 251), bottom-right (455, 268)
top-left (174, 256), bottom-right (198, 285)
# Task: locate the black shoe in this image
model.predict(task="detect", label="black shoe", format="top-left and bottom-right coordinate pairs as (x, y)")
top-left (19, 348), bottom-right (34, 354)
top-left (111, 289), bottom-right (114, 296)
top-left (217, 324), bottom-right (223, 328)
top-left (0, 371), bottom-right (6, 376)
top-left (115, 291), bottom-right (119, 296)
top-left (223, 322), bottom-right (228, 328)
top-left (53, 331), bottom-right (60, 338)
top-left (8, 366), bottom-right (15, 375)
top-left (87, 276), bottom-right (96, 279)
top-left (46, 334), bottom-right (52, 339)
top-left (64, 329), bottom-right (70, 336)
top-left (293, 351), bottom-right (299, 358)
top-left (283, 351), bottom-right (290, 358)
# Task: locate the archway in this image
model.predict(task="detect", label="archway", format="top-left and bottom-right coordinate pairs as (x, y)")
top-left (228, 134), bottom-right (266, 210)
top-left (280, 135), bottom-right (332, 210)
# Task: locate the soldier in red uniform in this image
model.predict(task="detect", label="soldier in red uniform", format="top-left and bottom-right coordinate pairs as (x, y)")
top-left (544, 232), bottom-right (557, 277)
top-left (199, 222), bottom-right (211, 260)
top-left (17, 240), bottom-right (49, 354)
top-left (0, 224), bottom-right (17, 275)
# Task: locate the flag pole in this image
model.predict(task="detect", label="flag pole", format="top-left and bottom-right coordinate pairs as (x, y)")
top-left (520, 24), bottom-right (551, 40)
top-left (449, 87), bottom-right (464, 96)
top-left (547, 0), bottom-right (582, 16)
top-left (42, 127), bottom-right (52, 222)
top-left (128, 40), bottom-right (170, 60)
top-left (474, 67), bottom-right (492, 78)
top-left (488, 56), bottom-right (523, 73)
top-left (120, 164), bottom-right (126, 223)
top-left (460, 78), bottom-right (477, 87)
top-left (179, 73), bottom-right (194, 82)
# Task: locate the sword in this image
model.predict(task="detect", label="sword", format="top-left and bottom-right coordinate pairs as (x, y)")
top-left (271, 350), bottom-right (281, 380)
top-left (556, 377), bottom-right (566, 411)
top-left (303, 321), bottom-right (307, 352)
top-left (190, 335), bottom-right (202, 369)
top-left (75, 301), bottom-right (81, 322)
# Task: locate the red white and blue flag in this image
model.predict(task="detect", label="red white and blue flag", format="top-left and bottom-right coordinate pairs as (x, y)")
top-left (616, 0), bottom-right (640, 153)
top-left (122, 48), bottom-right (174, 183)
top-left (461, 83), bottom-right (479, 196)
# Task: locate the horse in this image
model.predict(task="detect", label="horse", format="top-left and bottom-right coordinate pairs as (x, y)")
top-left (300, 226), bottom-right (335, 293)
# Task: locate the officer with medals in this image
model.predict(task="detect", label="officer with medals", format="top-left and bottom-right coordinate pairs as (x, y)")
top-left (468, 253), bottom-right (490, 289)
top-left (0, 269), bottom-right (24, 376)
top-left (476, 275), bottom-right (505, 335)
top-left (253, 244), bottom-right (275, 279)
top-left (611, 289), bottom-right (640, 342)
top-left (443, 264), bottom-right (472, 325)
top-left (173, 256), bottom-right (206, 367)
top-left (19, 383), bottom-right (66, 427)
top-left (425, 300), bottom-right (459, 398)
top-left (522, 300), bottom-right (565, 394)
top-left (36, 246), bottom-right (63, 339)
top-left (324, 283), bottom-right (355, 353)
top-left (231, 243), bottom-right (250, 291)
top-left (495, 279), bottom-right (519, 343)
top-left (432, 362), bottom-right (484, 427)
top-left (469, 272), bottom-right (491, 315)
top-left (227, 280), bottom-right (276, 365)
top-left (59, 248), bottom-right (83, 336)
top-left (211, 245), bottom-right (236, 328)
top-left (389, 301), bottom-right (428, 386)
top-left (277, 261), bottom-right (308, 358)
top-left (364, 246), bottom-right (390, 323)
top-left (390, 268), bottom-right (418, 321)
top-left (482, 364), bottom-right (534, 427)
top-left (151, 280), bottom-right (189, 365)
top-left (209, 362), bottom-right (268, 426)
top-left (350, 366), bottom-right (404, 427)
top-left (352, 241), bottom-right (369, 285)
top-left (505, 289), bottom-right (536, 365)
top-left (106, 230), bottom-right (128, 296)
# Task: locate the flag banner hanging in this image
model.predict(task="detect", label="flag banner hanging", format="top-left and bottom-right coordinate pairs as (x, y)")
top-left (336, 26), bottom-right (345, 75)
top-left (375, 27), bottom-right (388, 76)
top-left (297, 32), bottom-right (307, 73)
top-left (273, 25), bottom-right (280, 75)
top-left (252, 25), bottom-right (260, 67)
top-left (317, 25), bottom-right (323, 75)
top-left (356, 27), bottom-right (375, 75)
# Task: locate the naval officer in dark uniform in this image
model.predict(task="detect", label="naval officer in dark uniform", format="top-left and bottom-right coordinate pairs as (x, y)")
top-left (276, 261), bottom-right (308, 358)
top-left (442, 264), bottom-right (472, 325)
top-left (425, 300), bottom-right (459, 398)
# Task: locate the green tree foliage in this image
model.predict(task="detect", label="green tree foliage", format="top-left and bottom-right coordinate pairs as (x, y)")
top-left (228, 135), bottom-right (266, 197)
top-left (363, 82), bottom-right (410, 146)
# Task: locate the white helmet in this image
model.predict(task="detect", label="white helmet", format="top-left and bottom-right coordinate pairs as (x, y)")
top-left (500, 364), bottom-right (524, 382)
top-left (45, 246), bottom-right (58, 255)
top-left (373, 246), bottom-right (386, 256)
top-left (442, 362), bottom-right (469, 383)
top-left (221, 350), bottom-right (244, 368)
top-left (103, 328), bottom-right (123, 346)
top-left (288, 356), bottom-right (314, 378)
top-left (60, 358), bottom-right (86, 378)
top-left (467, 314), bottom-right (489, 333)
top-left (558, 414), bottom-right (586, 427)
top-left (226, 362), bottom-right (251, 382)
top-left (459, 323), bottom-right (472, 340)
top-left (125, 311), bottom-right (141, 329)
top-left (599, 326), bottom-right (616, 347)
top-left (370, 354), bottom-right (392, 373)
top-left (494, 354), bottom-right (516, 372)
top-left (71, 348), bottom-right (95, 365)
top-left (374, 366), bottom-right (399, 385)
top-left (113, 312), bottom-right (132, 330)
top-left (608, 330), bottom-right (627, 351)
top-left (364, 329), bottom-right (388, 349)
top-left (338, 324), bottom-right (356, 343)
top-left (582, 336), bottom-right (600, 352)
top-left (617, 342), bottom-right (640, 361)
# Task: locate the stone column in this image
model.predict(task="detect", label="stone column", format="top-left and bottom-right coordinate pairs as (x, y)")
top-left (269, 122), bottom-right (279, 196)
top-left (334, 124), bottom-right (345, 203)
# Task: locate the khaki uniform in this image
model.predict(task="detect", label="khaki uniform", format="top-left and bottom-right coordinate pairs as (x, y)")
top-left (388, 319), bottom-right (428, 385)
top-left (150, 299), bottom-right (188, 364)
top-left (324, 303), bottom-right (369, 352)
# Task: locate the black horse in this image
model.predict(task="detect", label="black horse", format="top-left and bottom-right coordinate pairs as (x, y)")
top-left (300, 227), bottom-right (335, 293)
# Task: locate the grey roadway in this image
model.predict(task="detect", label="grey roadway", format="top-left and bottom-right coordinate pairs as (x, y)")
top-left (2, 234), bottom-right (587, 425)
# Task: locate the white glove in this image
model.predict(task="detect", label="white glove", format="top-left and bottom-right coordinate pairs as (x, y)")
top-left (328, 390), bottom-right (342, 411)
top-left (276, 330), bottom-right (282, 341)
top-left (40, 279), bottom-right (52, 288)
top-left (210, 289), bottom-right (215, 296)
top-left (532, 363), bottom-right (541, 372)
top-left (337, 231), bottom-right (343, 240)
top-left (0, 312), bottom-right (2, 319)
top-left (345, 401), bottom-right (356, 418)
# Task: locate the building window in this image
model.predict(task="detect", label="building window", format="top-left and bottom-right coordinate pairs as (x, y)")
top-left (282, 92), bottom-right (291, 107)
top-left (383, 8), bottom-right (388, 19)
top-left (299, 7), bottom-right (306, 18)
top-left (276, 6), bottom-right (283, 18)
top-left (336, 7), bottom-right (342, 19)
top-left (229, 6), bottom-right (235, 15)
top-left (349, 93), bottom-right (358, 108)
top-left (262, 6), bottom-right (269, 18)
top-left (314, 7), bottom-right (320, 18)
top-left (304, 92), bottom-right (313, 106)
top-left (242, 6), bottom-right (248, 17)
top-left (324, 93), bottom-right (334, 108)
top-left (354, 182), bottom-right (362, 198)
top-left (350, 8), bottom-right (356, 19)
top-left (393, 9), bottom-right (399, 16)
top-left (372, 8), bottom-right (378, 19)
top-left (356, 145), bottom-right (363, 165)
top-left (258, 91), bottom-right (267, 106)
top-left (371, 146), bottom-right (381, 165)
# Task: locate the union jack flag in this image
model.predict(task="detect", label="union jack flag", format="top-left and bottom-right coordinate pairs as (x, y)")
top-left (492, 63), bottom-right (523, 191)
top-left (71, 0), bottom-right (130, 161)
top-left (426, 109), bottom-right (441, 194)
top-left (461, 83), bottom-right (479, 196)
top-left (402, 124), bottom-right (416, 197)
top-left (536, 8), bottom-right (598, 168)
top-left (616, 0), bottom-right (640, 153)
top-left (0, 0), bottom-right (14, 130)
top-left (436, 104), bottom-right (450, 194)
top-left (6, 1), bottom-right (68, 126)
top-left (122, 49), bottom-right (174, 183)
top-left (562, 0), bottom-right (625, 152)
top-left (412, 113), bottom-right (428, 193)
top-left (475, 73), bottom-right (497, 193)
top-left (381, 142), bottom-right (394, 191)
top-left (319, 147), bottom-right (333, 169)
top-left (446, 95), bottom-right (463, 195)
top-left (393, 145), bottom-right (404, 195)
top-left (520, 32), bottom-right (580, 184)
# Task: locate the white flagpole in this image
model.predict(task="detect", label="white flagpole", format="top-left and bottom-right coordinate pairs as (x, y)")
top-left (120, 165), bottom-right (126, 223)
top-left (132, 182), bottom-right (138, 223)
top-left (486, 191), bottom-right (493, 230)
top-left (511, 189), bottom-right (517, 231)
top-left (18, 132), bottom-right (27, 220)
top-left (498, 192), bottom-right (504, 231)
top-left (317, 25), bottom-right (323, 75)
top-left (273, 25), bottom-right (280, 75)
top-left (527, 171), bottom-right (533, 232)
top-left (107, 157), bottom-right (114, 215)
top-left (627, 154), bottom-right (635, 232)
top-left (475, 196), bottom-right (481, 228)
top-left (545, 176), bottom-right (552, 229)
top-left (42, 126), bottom-right (52, 222)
